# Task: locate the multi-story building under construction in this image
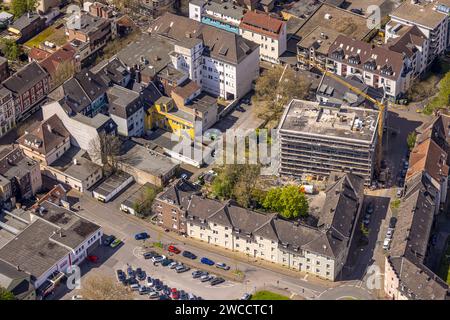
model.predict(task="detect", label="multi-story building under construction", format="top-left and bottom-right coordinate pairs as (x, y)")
top-left (277, 99), bottom-right (380, 185)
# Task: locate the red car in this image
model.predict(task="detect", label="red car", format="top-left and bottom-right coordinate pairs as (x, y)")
top-left (171, 288), bottom-right (179, 300)
top-left (87, 255), bottom-right (98, 263)
top-left (168, 245), bottom-right (181, 254)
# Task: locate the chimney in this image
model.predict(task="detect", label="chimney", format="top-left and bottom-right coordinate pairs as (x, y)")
top-left (47, 124), bottom-right (52, 132)
top-left (73, 158), bottom-right (78, 165)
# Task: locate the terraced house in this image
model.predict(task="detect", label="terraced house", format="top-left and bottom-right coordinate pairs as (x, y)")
top-left (155, 173), bottom-right (364, 281)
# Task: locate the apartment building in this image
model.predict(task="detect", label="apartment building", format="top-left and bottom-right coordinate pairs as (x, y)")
top-left (107, 85), bottom-right (145, 137)
top-left (239, 10), bottom-right (287, 64)
top-left (2, 62), bottom-right (50, 122)
top-left (0, 85), bottom-right (15, 138)
top-left (7, 13), bottom-right (46, 43)
top-left (0, 147), bottom-right (42, 201)
top-left (48, 70), bottom-right (108, 117)
top-left (386, 0), bottom-right (450, 64)
top-left (327, 35), bottom-right (413, 98)
top-left (17, 115), bottom-right (71, 166)
top-left (66, 13), bottom-right (113, 59)
top-left (189, 0), bottom-right (245, 34)
top-left (384, 177), bottom-right (449, 299)
top-left (155, 173), bottom-right (364, 281)
top-left (149, 12), bottom-right (260, 100)
top-left (277, 99), bottom-right (379, 185)
top-left (0, 200), bottom-right (102, 291)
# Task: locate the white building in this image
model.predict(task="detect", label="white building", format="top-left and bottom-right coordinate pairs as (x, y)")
top-left (239, 10), bottom-right (287, 64)
top-left (386, 0), bottom-right (450, 65)
top-left (327, 35), bottom-right (413, 98)
top-left (107, 85), bottom-right (145, 137)
top-left (150, 12), bottom-right (260, 100)
top-left (0, 200), bottom-right (102, 291)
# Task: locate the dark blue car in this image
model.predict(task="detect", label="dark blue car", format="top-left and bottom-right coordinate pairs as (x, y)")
top-left (135, 232), bottom-right (149, 240)
top-left (182, 251), bottom-right (197, 259)
top-left (200, 257), bottom-right (215, 266)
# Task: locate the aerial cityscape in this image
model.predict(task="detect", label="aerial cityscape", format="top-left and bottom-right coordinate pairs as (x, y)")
top-left (0, 0), bottom-right (449, 304)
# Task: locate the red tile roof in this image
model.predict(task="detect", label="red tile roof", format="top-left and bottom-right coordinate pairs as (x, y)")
top-left (39, 43), bottom-right (76, 76)
top-left (240, 11), bottom-right (285, 39)
top-left (29, 47), bottom-right (51, 62)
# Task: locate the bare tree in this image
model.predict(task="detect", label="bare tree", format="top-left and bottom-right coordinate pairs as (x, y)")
top-left (89, 132), bottom-right (122, 175)
top-left (79, 274), bottom-right (133, 300)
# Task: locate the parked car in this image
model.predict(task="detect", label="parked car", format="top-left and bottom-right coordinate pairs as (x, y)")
top-left (168, 261), bottom-right (178, 269)
top-left (216, 263), bottom-right (230, 270)
top-left (176, 266), bottom-right (190, 273)
top-left (396, 188), bottom-right (403, 198)
top-left (136, 268), bottom-right (146, 281)
top-left (139, 286), bottom-right (150, 295)
top-left (146, 276), bottom-right (153, 286)
top-left (363, 214), bottom-right (370, 226)
top-left (149, 291), bottom-right (159, 299)
top-left (192, 270), bottom-right (203, 278)
top-left (71, 295), bottom-right (83, 300)
top-left (152, 255), bottom-right (166, 263)
top-left (182, 251), bottom-right (197, 259)
top-left (386, 228), bottom-right (394, 239)
top-left (366, 202), bottom-right (374, 214)
top-left (159, 294), bottom-right (170, 300)
top-left (128, 277), bottom-right (138, 285)
top-left (110, 238), bottom-right (122, 248)
top-left (161, 258), bottom-right (174, 267)
top-left (171, 288), bottom-right (179, 300)
top-left (389, 217), bottom-right (398, 229)
top-left (168, 245), bottom-right (181, 254)
top-left (383, 238), bottom-right (391, 250)
top-left (201, 257), bottom-right (215, 266)
top-left (127, 266), bottom-right (135, 278)
top-left (143, 251), bottom-right (158, 259)
top-left (103, 235), bottom-right (116, 246)
top-left (211, 277), bottom-right (225, 286)
top-left (200, 275), bottom-right (212, 282)
top-left (130, 284), bottom-right (140, 291)
top-left (180, 173), bottom-right (188, 180)
top-left (240, 293), bottom-right (252, 300)
top-left (134, 232), bottom-right (149, 240)
top-left (87, 255), bottom-right (98, 263)
top-left (116, 270), bottom-right (126, 282)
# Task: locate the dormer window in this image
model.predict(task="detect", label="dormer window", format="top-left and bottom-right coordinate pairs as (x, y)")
top-left (381, 65), bottom-right (393, 76)
top-left (348, 54), bottom-right (360, 65)
top-left (364, 59), bottom-right (376, 71)
top-left (331, 48), bottom-right (344, 60)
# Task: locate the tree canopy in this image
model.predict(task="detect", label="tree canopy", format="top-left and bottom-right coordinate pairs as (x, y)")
top-left (263, 185), bottom-right (309, 219)
top-left (1, 39), bottom-right (21, 61)
top-left (407, 131), bottom-right (417, 151)
top-left (10, 0), bottom-right (37, 18)
top-left (0, 287), bottom-right (15, 300)
top-left (253, 66), bottom-right (311, 126)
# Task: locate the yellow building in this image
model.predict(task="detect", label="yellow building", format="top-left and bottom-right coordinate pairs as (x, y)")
top-left (145, 96), bottom-right (196, 140)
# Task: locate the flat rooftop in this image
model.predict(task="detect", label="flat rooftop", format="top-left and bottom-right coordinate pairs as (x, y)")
top-left (120, 140), bottom-right (179, 177)
top-left (121, 182), bottom-right (156, 209)
top-left (295, 4), bottom-right (370, 41)
top-left (298, 26), bottom-right (342, 55)
top-left (278, 99), bottom-right (379, 142)
top-left (93, 171), bottom-right (133, 197)
top-left (390, 1), bottom-right (448, 29)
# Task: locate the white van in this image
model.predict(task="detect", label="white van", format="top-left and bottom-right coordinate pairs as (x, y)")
top-left (383, 238), bottom-right (391, 250)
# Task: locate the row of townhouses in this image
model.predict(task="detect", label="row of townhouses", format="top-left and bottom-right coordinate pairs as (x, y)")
top-left (154, 172), bottom-right (365, 281)
top-left (385, 113), bottom-right (450, 300)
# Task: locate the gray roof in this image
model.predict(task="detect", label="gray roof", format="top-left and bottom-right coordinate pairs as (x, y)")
top-left (156, 178), bottom-right (199, 209)
top-left (107, 85), bottom-right (142, 119)
top-left (0, 219), bottom-right (70, 280)
top-left (10, 13), bottom-right (43, 31)
top-left (180, 172), bottom-right (364, 258)
top-left (149, 12), bottom-right (259, 65)
top-left (0, 259), bottom-right (33, 299)
top-left (73, 13), bottom-right (109, 35)
top-left (202, 1), bottom-right (245, 20)
top-left (120, 140), bottom-right (179, 178)
top-left (122, 182), bottom-right (156, 209)
top-left (132, 81), bottom-right (163, 109)
top-left (93, 171), bottom-right (133, 197)
top-left (49, 147), bottom-right (102, 182)
top-left (91, 57), bottom-right (131, 86)
top-left (3, 62), bottom-right (48, 95)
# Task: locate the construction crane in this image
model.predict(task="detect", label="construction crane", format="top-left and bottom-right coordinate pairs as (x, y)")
top-left (297, 56), bottom-right (387, 173)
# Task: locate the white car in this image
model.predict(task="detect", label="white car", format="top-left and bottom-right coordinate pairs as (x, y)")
top-left (71, 295), bottom-right (83, 300)
top-left (146, 277), bottom-right (153, 286)
top-left (240, 293), bottom-right (252, 300)
top-left (383, 238), bottom-right (391, 250)
top-left (152, 255), bottom-right (166, 263)
top-left (149, 291), bottom-right (159, 299)
top-left (130, 284), bottom-right (140, 291)
top-left (175, 264), bottom-right (185, 271)
top-left (168, 261), bottom-right (178, 269)
top-left (386, 228), bottom-right (394, 239)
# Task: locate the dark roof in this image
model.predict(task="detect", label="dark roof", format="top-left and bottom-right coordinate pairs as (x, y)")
top-left (172, 80), bottom-right (201, 100)
top-left (57, 70), bottom-right (108, 113)
top-left (10, 13), bottom-right (43, 31)
top-left (328, 35), bottom-right (406, 81)
top-left (0, 260), bottom-right (34, 299)
top-left (149, 12), bottom-right (259, 65)
top-left (133, 81), bottom-right (163, 109)
top-left (178, 172), bottom-right (363, 258)
top-left (17, 115), bottom-right (70, 155)
top-left (387, 25), bottom-right (427, 58)
top-left (3, 62), bottom-right (48, 95)
top-left (107, 85), bottom-right (142, 119)
top-left (39, 44), bottom-right (76, 77)
top-left (91, 57), bottom-right (131, 86)
top-left (155, 178), bottom-right (199, 209)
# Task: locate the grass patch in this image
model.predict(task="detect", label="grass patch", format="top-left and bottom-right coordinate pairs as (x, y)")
top-left (24, 24), bottom-right (66, 49)
top-left (438, 237), bottom-right (450, 285)
top-left (152, 241), bottom-right (163, 249)
top-left (251, 290), bottom-right (290, 300)
top-left (390, 199), bottom-right (401, 210)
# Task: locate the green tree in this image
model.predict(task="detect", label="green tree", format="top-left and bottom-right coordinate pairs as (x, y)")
top-left (424, 70), bottom-right (450, 114)
top-left (407, 131), bottom-right (417, 151)
top-left (11, 0), bottom-right (37, 18)
top-left (133, 185), bottom-right (160, 218)
top-left (1, 39), bottom-right (21, 61)
top-left (0, 287), bottom-right (15, 300)
top-left (263, 185), bottom-right (309, 219)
